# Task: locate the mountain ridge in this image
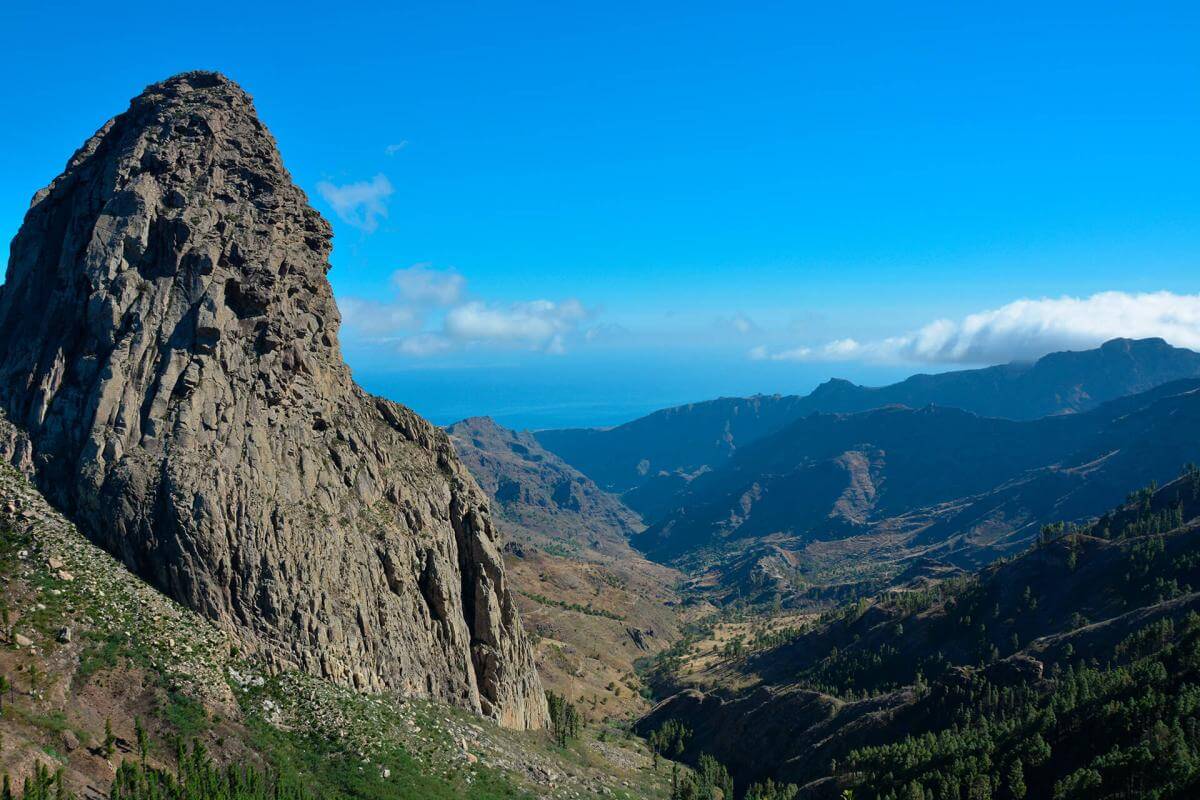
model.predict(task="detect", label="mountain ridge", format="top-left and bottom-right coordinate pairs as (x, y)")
top-left (535, 338), bottom-right (1200, 508)
top-left (636, 378), bottom-right (1200, 590)
top-left (447, 415), bottom-right (643, 557)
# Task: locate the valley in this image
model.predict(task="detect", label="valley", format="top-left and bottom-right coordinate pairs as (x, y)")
top-left (447, 417), bottom-right (683, 723)
top-left (636, 469), bottom-right (1200, 798)
top-left (449, 341), bottom-right (1200, 799)
top-left (531, 359), bottom-right (1200, 607)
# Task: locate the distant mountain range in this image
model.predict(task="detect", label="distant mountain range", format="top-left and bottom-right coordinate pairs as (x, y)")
top-left (536, 338), bottom-right (1200, 508)
top-left (523, 338), bottom-right (1200, 598)
top-left (446, 316), bottom-right (1200, 799)
top-left (637, 377), bottom-right (1200, 564)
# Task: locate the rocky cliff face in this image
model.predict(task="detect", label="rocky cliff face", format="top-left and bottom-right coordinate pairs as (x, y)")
top-left (0, 71), bottom-right (546, 728)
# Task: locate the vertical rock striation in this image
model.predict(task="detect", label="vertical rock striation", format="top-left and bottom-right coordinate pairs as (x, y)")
top-left (0, 71), bottom-right (546, 728)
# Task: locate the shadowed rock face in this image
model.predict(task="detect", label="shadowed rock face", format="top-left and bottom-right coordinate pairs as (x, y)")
top-left (0, 71), bottom-right (546, 728)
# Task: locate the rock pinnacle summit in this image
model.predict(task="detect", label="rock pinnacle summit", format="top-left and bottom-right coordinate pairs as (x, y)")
top-left (0, 71), bottom-right (547, 728)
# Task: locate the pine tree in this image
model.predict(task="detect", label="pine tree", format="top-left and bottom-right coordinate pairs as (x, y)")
top-left (134, 717), bottom-right (147, 764)
top-left (1006, 759), bottom-right (1026, 800)
top-left (108, 741), bottom-right (311, 800)
top-left (544, 691), bottom-right (582, 747)
top-left (746, 778), bottom-right (799, 800)
top-left (103, 718), bottom-right (115, 758)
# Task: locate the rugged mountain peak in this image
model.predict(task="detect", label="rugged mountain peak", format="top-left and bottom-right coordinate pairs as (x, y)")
top-left (807, 377), bottom-right (860, 399)
top-left (0, 72), bottom-right (546, 728)
top-left (1100, 336), bottom-right (1168, 352)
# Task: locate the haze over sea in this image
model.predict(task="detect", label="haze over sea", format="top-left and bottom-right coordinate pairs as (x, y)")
top-left (350, 355), bottom-right (919, 430)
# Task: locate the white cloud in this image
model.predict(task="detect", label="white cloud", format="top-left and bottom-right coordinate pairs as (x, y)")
top-left (754, 291), bottom-right (1200, 365)
top-left (445, 299), bottom-right (588, 353)
top-left (384, 141), bottom-right (409, 156)
top-left (391, 264), bottom-right (465, 306)
top-left (337, 268), bottom-right (591, 357)
top-left (316, 174), bottom-right (393, 232)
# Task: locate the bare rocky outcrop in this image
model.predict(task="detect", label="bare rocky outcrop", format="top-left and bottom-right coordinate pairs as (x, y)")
top-left (0, 71), bottom-right (546, 728)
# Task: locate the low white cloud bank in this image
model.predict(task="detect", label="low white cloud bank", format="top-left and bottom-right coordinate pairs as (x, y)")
top-left (753, 291), bottom-right (1200, 365)
top-left (339, 265), bottom-right (592, 356)
top-left (316, 174), bottom-right (393, 232)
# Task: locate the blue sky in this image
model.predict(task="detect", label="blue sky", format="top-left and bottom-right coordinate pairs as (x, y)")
top-left (2, 2), bottom-right (1199, 427)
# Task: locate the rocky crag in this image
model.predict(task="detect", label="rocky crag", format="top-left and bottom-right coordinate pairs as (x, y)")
top-left (0, 71), bottom-right (546, 728)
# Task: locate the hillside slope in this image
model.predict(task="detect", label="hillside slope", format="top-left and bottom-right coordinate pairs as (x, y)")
top-left (0, 460), bottom-right (674, 799)
top-left (448, 417), bottom-right (643, 559)
top-left (638, 471), bottom-right (1200, 798)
